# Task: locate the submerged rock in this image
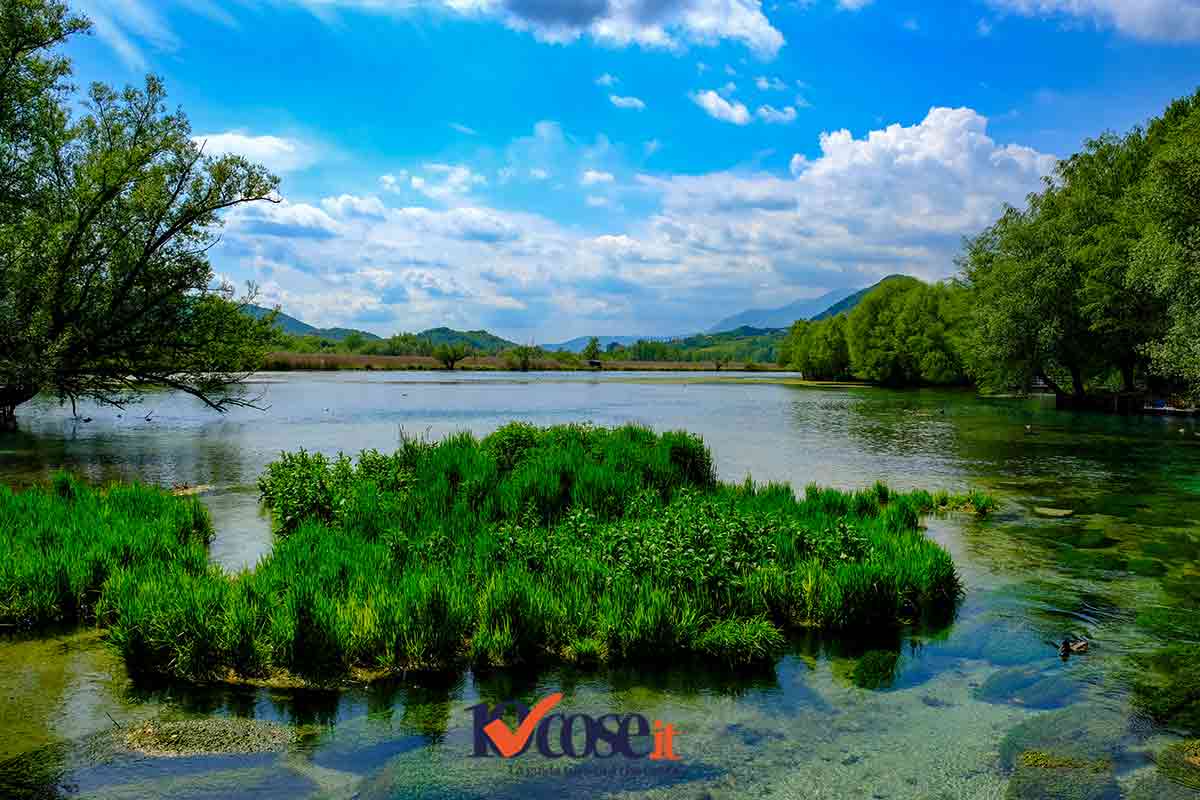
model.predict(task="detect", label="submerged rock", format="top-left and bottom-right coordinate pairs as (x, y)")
top-left (1004, 758), bottom-right (1119, 800)
top-left (975, 667), bottom-right (1081, 709)
top-left (120, 718), bottom-right (298, 757)
top-left (998, 706), bottom-right (1127, 771)
top-left (1034, 507), bottom-right (1075, 518)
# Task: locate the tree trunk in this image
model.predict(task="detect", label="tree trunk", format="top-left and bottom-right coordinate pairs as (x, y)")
top-left (0, 385), bottom-right (39, 430)
top-left (1069, 365), bottom-right (1086, 400)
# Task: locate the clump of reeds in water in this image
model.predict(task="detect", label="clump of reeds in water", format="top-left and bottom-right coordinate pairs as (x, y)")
top-left (0, 474), bottom-right (211, 628)
top-left (0, 423), bottom-right (995, 683)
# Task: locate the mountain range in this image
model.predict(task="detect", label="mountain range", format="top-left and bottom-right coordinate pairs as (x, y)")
top-left (249, 274), bottom-right (905, 353)
top-left (706, 287), bottom-right (858, 332)
top-left (244, 305), bottom-right (381, 342)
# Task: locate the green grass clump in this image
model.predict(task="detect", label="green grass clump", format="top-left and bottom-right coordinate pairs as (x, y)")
top-left (0, 475), bottom-right (211, 628)
top-left (2, 423), bottom-right (994, 684)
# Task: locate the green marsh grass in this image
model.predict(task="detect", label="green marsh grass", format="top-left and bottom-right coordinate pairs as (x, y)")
top-left (0, 423), bottom-right (994, 683)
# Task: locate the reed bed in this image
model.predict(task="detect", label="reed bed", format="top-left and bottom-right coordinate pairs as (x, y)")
top-left (0, 423), bottom-right (993, 683)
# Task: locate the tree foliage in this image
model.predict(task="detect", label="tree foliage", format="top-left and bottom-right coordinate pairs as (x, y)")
top-left (961, 89), bottom-right (1200, 400)
top-left (780, 278), bottom-right (968, 386)
top-left (434, 343), bottom-right (471, 370)
top-left (0, 1), bottom-right (281, 426)
top-left (581, 336), bottom-right (601, 361)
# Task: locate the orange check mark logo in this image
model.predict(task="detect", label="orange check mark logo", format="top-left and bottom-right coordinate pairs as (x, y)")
top-left (482, 692), bottom-right (564, 758)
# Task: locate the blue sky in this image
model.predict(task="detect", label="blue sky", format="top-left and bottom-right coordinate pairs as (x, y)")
top-left (67, 0), bottom-right (1200, 341)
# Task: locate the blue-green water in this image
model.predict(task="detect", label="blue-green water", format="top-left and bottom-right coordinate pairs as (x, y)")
top-left (2, 372), bottom-right (1198, 798)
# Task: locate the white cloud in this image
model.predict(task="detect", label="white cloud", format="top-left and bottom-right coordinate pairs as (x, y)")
top-left (215, 109), bottom-right (1056, 341)
top-left (837, 0), bottom-right (875, 9)
top-left (192, 132), bottom-right (319, 174)
top-left (610, 94), bottom-right (647, 110)
top-left (977, 18), bottom-right (994, 36)
top-left (581, 169), bottom-right (615, 186)
top-left (450, 122), bottom-right (478, 135)
top-left (691, 90), bottom-right (752, 124)
top-left (410, 163), bottom-right (487, 201)
top-left (755, 75), bottom-right (788, 91)
top-left (756, 104), bottom-right (797, 124)
top-left (530, 167), bottom-right (551, 180)
top-left (596, 73), bottom-right (619, 86)
top-left (379, 172), bottom-right (407, 193)
top-left (644, 139), bottom-right (662, 156)
top-left (285, 0), bottom-right (786, 57)
top-left (321, 194), bottom-right (387, 218)
top-left (987, 0), bottom-right (1200, 41)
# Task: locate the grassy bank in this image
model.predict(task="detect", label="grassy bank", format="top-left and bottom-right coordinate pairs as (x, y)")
top-left (0, 424), bottom-right (993, 683)
top-left (261, 351), bottom-right (792, 372)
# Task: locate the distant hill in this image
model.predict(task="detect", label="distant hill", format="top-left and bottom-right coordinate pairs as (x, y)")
top-left (542, 334), bottom-right (680, 353)
top-left (245, 304), bottom-right (381, 342)
top-left (708, 287), bottom-right (857, 332)
top-left (810, 275), bottom-right (914, 320)
top-left (418, 327), bottom-right (516, 353)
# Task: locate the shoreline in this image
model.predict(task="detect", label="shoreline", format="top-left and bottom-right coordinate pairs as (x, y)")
top-left (261, 351), bottom-right (795, 372)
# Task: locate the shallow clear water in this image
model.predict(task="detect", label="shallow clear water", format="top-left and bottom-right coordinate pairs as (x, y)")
top-left (2, 372), bottom-right (1198, 799)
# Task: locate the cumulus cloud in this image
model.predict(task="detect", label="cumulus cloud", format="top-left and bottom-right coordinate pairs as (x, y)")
top-left (283, 0), bottom-right (786, 57)
top-left (596, 72), bottom-right (619, 86)
top-left (691, 89), bottom-right (752, 124)
top-left (610, 94), bottom-right (647, 110)
top-left (216, 108), bottom-right (1056, 340)
top-left (987, 0), bottom-right (1200, 41)
top-left (192, 132), bottom-right (319, 174)
top-left (837, 0), bottom-right (875, 9)
top-left (754, 75), bottom-right (788, 91)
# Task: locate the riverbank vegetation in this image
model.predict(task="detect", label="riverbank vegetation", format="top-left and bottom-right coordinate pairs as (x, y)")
top-left (0, 424), bottom-right (992, 683)
top-left (777, 90), bottom-right (1200, 404)
top-left (268, 325), bottom-right (788, 372)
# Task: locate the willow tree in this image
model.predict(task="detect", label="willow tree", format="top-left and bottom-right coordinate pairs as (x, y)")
top-left (0, 1), bottom-right (280, 428)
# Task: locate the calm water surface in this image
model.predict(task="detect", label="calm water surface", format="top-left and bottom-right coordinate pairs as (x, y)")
top-left (2, 371), bottom-right (1198, 799)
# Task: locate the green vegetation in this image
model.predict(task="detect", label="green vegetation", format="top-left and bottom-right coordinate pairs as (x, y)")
top-left (0, 2), bottom-right (279, 428)
top-left (603, 326), bottom-right (787, 365)
top-left (0, 424), bottom-right (992, 683)
top-left (0, 474), bottom-right (211, 628)
top-left (962, 89), bottom-right (1200, 402)
top-left (779, 278), bottom-right (970, 385)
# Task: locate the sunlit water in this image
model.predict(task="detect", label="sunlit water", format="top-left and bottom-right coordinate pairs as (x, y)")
top-left (2, 371), bottom-right (1198, 799)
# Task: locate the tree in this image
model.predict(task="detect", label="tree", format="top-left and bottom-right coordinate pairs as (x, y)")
top-left (434, 343), bottom-right (470, 370)
top-left (960, 89), bottom-right (1200, 401)
top-left (1128, 91), bottom-right (1200, 396)
top-left (581, 336), bottom-right (601, 361)
top-left (0, 4), bottom-right (280, 428)
top-left (506, 344), bottom-right (539, 372)
top-left (959, 193), bottom-right (1104, 399)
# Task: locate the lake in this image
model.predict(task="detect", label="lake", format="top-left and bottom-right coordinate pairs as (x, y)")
top-left (2, 371), bottom-right (1198, 799)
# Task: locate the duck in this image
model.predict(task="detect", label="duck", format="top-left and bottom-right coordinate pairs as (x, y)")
top-left (1059, 637), bottom-right (1089, 657)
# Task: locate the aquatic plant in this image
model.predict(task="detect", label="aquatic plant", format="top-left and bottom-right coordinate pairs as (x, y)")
top-left (1131, 644), bottom-right (1200, 733)
top-left (1, 423), bottom-right (996, 683)
top-left (0, 474), bottom-right (211, 628)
